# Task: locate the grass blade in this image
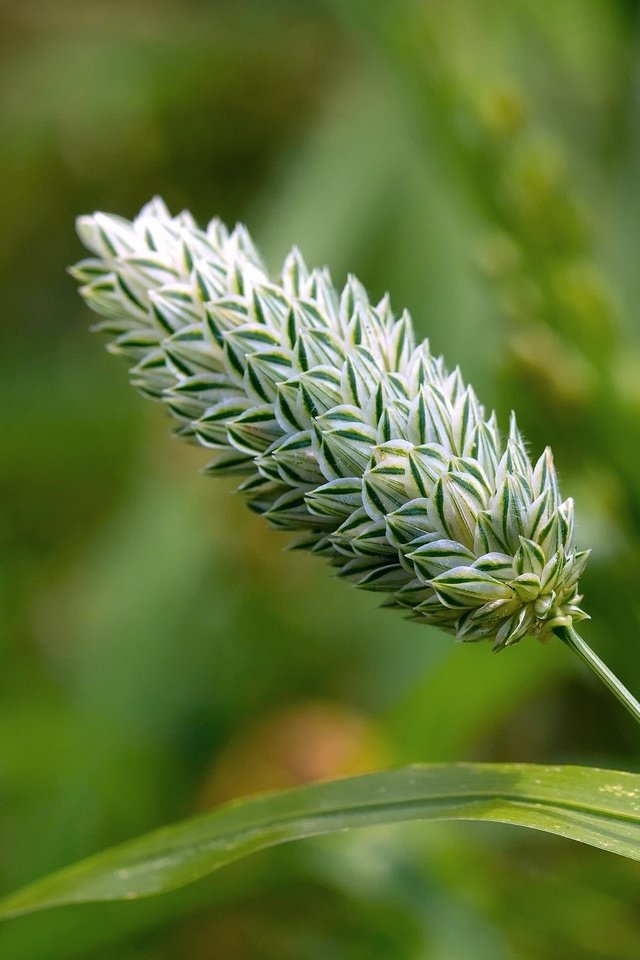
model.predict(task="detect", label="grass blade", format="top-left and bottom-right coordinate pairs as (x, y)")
top-left (2, 763), bottom-right (640, 922)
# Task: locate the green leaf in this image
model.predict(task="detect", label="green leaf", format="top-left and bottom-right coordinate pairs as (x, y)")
top-left (2, 763), bottom-right (640, 924)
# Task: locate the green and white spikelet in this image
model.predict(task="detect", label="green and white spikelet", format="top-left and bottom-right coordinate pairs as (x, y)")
top-left (70, 197), bottom-right (589, 650)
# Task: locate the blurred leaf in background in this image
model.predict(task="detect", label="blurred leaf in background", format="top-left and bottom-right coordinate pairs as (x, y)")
top-left (2, 0), bottom-right (640, 957)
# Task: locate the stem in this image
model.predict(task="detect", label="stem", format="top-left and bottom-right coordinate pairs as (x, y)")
top-left (554, 624), bottom-right (640, 726)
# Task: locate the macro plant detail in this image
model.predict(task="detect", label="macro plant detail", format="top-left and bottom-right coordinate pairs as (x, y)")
top-left (8, 5), bottom-right (640, 956)
top-left (4, 196), bottom-right (640, 941)
top-left (71, 198), bottom-right (589, 654)
top-left (66, 196), bottom-right (640, 728)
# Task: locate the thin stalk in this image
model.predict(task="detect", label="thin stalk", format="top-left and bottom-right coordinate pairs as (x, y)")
top-left (554, 624), bottom-right (640, 726)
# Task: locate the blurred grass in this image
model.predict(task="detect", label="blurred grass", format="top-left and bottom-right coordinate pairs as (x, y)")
top-left (2, 0), bottom-right (640, 956)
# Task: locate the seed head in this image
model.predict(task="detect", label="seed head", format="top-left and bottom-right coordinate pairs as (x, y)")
top-left (70, 198), bottom-right (589, 650)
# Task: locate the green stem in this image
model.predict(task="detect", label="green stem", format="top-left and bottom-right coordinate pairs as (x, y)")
top-left (554, 625), bottom-right (640, 726)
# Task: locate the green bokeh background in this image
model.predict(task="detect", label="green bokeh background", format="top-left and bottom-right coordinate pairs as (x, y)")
top-left (3, 1), bottom-right (640, 957)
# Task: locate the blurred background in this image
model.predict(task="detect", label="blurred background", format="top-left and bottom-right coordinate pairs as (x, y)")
top-left (2, 0), bottom-right (640, 957)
